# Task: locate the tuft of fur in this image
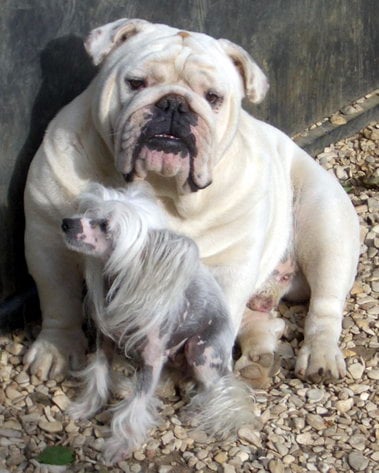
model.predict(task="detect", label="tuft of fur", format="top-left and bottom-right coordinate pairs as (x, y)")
top-left (68, 349), bottom-right (111, 419)
top-left (184, 375), bottom-right (259, 439)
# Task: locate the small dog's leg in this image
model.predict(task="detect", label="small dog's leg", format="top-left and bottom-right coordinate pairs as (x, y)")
top-left (104, 337), bottom-right (166, 464)
top-left (184, 330), bottom-right (257, 438)
top-left (68, 348), bottom-right (111, 419)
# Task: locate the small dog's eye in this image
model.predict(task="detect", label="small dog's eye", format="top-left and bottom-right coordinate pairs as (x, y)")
top-left (99, 220), bottom-right (108, 233)
top-left (126, 78), bottom-right (146, 90)
top-left (205, 91), bottom-right (223, 107)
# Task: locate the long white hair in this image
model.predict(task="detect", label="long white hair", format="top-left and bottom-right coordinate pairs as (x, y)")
top-left (80, 182), bottom-right (199, 354)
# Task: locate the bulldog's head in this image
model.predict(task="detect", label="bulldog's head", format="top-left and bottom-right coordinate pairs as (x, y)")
top-left (85, 18), bottom-right (268, 194)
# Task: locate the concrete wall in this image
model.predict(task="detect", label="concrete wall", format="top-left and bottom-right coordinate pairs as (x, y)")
top-left (0, 0), bottom-right (378, 305)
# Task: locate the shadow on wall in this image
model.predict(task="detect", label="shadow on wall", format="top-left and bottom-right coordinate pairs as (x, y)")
top-left (0, 35), bottom-right (97, 331)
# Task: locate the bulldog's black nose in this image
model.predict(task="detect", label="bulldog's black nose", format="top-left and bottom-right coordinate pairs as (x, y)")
top-left (155, 94), bottom-right (189, 114)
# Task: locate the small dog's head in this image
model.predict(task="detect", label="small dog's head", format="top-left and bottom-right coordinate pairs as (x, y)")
top-left (62, 215), bottom-right (111, 258)
top-left (62, 181), bottom-right (166, 259)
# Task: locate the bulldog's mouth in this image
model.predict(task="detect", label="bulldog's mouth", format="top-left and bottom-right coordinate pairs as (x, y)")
top-left (145, 133), bottom-right (191, 157)
top-left (119, 94), bottom-right (212, 192)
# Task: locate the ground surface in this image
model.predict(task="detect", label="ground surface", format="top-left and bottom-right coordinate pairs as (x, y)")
top-left (0, 122), bottom-right (378, 473)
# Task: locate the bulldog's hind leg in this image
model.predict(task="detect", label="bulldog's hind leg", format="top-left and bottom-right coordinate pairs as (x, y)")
top-left (23, 234), bottom-right (87, 380)
top-left (234, 253), bottom-right (294, 388)
top-left (294, 189), bottom-right (360, 383)
top-left (235, 309), bottom-right (285, 388)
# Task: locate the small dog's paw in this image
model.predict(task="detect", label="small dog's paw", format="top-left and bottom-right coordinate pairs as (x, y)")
top-left (235, 352), bottom-right (280, 389)
top-left (295, 341), bottom-right (346, 383)
top-left (24, 328), bottom-right (87, 380)
top-left (67, 401), bottom-right (91, 420)
top-left (103, 437), bottom-right (131, 465)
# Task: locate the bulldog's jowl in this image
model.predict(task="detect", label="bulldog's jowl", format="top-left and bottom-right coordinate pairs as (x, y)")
top-left (127, 94), bottom-right (198, 182)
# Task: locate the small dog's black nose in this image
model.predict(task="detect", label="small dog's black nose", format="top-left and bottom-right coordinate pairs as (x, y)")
top-left (155, 94), bottom-right (189, 113)
top-left (61, 218), bottom-right (71, 233)
top-left (61, 218), bottom-right (83, 234)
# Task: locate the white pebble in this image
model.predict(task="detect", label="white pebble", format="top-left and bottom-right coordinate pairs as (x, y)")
top-left (348, 363), bottom-right (365, 380)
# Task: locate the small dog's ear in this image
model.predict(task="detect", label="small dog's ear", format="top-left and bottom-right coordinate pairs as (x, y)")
top-left (218, 38), bottom-right (269, 104)
top-left (84, 18), bottom-right (152, 66)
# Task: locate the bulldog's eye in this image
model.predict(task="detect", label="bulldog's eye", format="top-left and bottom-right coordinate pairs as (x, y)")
top-left (126, 78), bottom-right (146, 91)
top-left (205, 91), bottom-right (223, 107)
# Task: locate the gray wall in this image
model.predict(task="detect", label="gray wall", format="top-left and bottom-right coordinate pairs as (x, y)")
top-left (0, 0), bottom-right (378, 303)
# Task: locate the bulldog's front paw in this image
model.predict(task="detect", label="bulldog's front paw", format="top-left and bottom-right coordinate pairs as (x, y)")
top-left (24, 328), bottom-right (87, 380)
top-left (295, 340), bottom-right (346, 383)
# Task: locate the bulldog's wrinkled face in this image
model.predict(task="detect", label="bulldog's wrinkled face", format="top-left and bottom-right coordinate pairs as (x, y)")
top-left (87, 19), bottom-right (268, 194)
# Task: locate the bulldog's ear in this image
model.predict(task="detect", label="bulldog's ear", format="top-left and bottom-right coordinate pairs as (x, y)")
top-left (218, 38), bottom-right (269, 103)
top-left (84, 18), bottom-right (151, 66)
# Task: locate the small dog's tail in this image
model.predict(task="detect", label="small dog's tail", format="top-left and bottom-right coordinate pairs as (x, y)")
top-left (185, 374), bottom-right (260, 439)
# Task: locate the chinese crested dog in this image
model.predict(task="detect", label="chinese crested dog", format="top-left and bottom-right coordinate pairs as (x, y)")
top-left (61, 182), bottom-right (256, 463)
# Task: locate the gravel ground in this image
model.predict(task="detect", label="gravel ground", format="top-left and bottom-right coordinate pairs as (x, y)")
top-left (0, 122), bottom-right (378, 473)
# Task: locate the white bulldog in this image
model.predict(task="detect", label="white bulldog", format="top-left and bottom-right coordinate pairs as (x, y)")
top-left (24, 18), bottom-right (360, 386)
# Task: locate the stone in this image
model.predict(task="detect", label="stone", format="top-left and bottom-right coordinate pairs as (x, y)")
top-left (348, 434), bottom-right (366, 451)
top-left (52, 393), bottom-right (70, 411)
top-left (238, 427), bottom-right (262, 447)
top-left (214, 452), bottom-right (228, 464)
top-left (161, 430), bottom-right (174, 445)
top-left (188, 430), bottom-right (208, 443)
top-left (330, 114), bottom-right (347, 125)
top-left (223, 465), bottom-right (236, 473)
top-left (306, 414), bottom-right (326, 430)
top-left (268, 459), bottom-right (285, 473)
top-left (235, 451), bottom-right (249, 462)
top-left (335, 166), bottom-right (349, 180)
top-left (38, 419), bottom-right (63, 433)
top-left (158, 466), bottom-right (172, 473)
top-left (133, 451), bottom-right (145, 461)
top-left (347, 452), bottom-right (369, 471)
top-left (196, 449), bottom-right (208, 460)
top-left (335, 398), bottom-right (354, 413)
top-left (367, 369), bottom-right (379, 380)
top-left (306, 388), bottom-right (324, 402)
top-left (5, 386), bottom-right (23, 401)
top-left (348, 363), bottom-right (365, 380)
top-left (15, 372), bottom-right (29, 384)
top-left (296, 432), bottom-right (313, 445)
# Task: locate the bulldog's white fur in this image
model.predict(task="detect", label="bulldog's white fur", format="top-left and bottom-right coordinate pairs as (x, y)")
top-left (24, 18), bottom-right (360, 386)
